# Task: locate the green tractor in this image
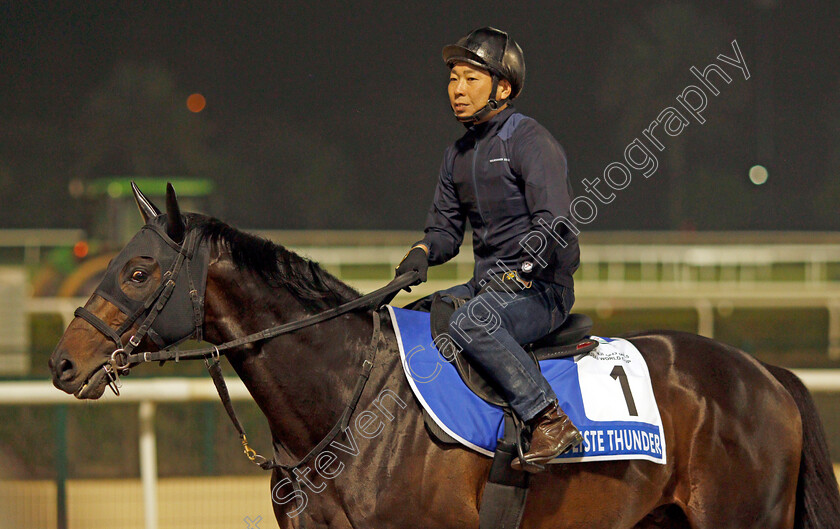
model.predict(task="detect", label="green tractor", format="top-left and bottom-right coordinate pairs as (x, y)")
top-left (33, 177), bottom-right (214, 297)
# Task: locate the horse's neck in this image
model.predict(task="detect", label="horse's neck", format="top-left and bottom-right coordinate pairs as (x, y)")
top-left (202, 259), bottom-right (373, 460)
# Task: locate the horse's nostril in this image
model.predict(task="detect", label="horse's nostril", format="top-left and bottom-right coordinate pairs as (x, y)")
top-left (57, 358), bottom-right (75, 382)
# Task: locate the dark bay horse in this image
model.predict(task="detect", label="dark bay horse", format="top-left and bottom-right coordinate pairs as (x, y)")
top-left (50, 185), bottom-right (840, 528)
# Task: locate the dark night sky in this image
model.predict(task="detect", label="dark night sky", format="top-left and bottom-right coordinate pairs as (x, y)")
top-left (1, 1), bottom-right (838, 231)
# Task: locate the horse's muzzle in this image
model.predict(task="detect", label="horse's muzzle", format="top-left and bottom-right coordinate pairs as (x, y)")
top-left (49, 350), bottom-right (78, 391)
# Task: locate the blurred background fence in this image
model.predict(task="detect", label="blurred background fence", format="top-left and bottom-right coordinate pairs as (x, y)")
top-left (5, 2), bottom-right (839, 526)
top-left (3, 229), bottom-right (840, 528)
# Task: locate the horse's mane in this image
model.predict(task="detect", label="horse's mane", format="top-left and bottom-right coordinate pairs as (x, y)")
top-left (190, 215), bottom-right (361, 311)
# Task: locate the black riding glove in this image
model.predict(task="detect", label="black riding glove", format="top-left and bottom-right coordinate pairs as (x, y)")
top-left (395, 246), bottom-right (429, 286)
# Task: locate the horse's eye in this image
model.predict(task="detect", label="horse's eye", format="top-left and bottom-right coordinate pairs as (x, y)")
top-left (130, 270), bottom-right (148, 283)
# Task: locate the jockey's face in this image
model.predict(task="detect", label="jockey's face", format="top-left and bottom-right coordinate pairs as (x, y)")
top-left (448, 62), bottom-right (511, 123)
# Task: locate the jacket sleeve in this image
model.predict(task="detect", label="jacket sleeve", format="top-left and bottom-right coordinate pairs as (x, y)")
top-left (511, 120), bottom-right (576, 268)
top-left (418, 148), bottom-right (466, 265)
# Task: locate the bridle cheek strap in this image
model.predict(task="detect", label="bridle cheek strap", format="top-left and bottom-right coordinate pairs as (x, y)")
top-left (73, 267), bottom-right (174, 351)
top-left (73, 229), bottom-right (203, 387)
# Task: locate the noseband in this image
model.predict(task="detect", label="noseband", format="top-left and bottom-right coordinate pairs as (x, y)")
top-left (73, 225), bottom-right (205, 395)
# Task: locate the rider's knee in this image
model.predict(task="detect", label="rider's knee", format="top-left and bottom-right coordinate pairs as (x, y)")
top-left (449, 296), bottom-right (504, 344)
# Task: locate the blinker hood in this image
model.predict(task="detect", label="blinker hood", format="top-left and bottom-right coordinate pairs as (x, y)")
top-left (93, 215), bottom-right (210, 348)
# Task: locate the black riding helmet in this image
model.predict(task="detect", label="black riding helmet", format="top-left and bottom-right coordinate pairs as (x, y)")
top-left (442, 27), bottom-right (526, 123)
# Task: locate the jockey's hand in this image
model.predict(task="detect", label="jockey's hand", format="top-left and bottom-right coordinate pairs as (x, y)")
top-left (396, 245), bottom-right (429, 290)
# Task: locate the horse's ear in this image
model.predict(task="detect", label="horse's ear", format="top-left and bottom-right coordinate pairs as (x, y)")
top-left (132, 181), bottom-right (161, 223)
top-left (165, 183), bottom-right (186, 243)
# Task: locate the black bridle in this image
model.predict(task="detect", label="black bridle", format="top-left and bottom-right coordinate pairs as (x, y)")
top-left (73, 222), bottom-right (417, 471)
top-left (74, 225), bottom-right (205, 395)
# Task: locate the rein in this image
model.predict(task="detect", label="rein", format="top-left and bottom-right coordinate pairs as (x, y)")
top-left (73, 228), bottom-right (419, 471)
top-left (163, 272), bottom-right (413, 472)
top-left (127, 271), bottom-right (417, 365)
top-left (211, 308), bottom-right (384, 471)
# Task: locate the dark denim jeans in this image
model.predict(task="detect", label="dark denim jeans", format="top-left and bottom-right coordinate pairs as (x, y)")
top-left (408, 279), bottom-right (574, 422)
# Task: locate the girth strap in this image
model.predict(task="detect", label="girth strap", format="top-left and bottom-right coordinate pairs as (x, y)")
top-left (479, 411), bottom-right (531, 529)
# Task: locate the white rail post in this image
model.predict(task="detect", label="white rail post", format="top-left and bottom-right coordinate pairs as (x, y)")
top-left (828, 301), bottom-right (840, 360)
top-left (696, 299), bottom-right (715, 339)
top-left (139, 400), bottom-right (159, 529)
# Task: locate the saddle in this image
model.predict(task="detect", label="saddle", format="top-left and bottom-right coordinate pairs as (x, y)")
top-left (425, 292), bottom-right (598, 529)
top-left (429, 292), bottom-right (598, 408)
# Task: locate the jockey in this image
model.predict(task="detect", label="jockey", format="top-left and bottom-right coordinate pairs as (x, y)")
top-left (395, 27), bottom-right (582, 472)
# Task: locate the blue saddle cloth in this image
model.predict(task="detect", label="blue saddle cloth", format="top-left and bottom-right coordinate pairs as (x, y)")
top-left (387, 306), bottom-right (667, 464)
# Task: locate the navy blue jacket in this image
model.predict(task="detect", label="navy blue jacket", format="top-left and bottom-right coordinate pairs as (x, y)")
top-left (419, 107), bottom-right (579, 289)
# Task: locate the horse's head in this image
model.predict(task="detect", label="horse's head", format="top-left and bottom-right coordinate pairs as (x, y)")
top-left (49, 183), bottom-right (210, 398)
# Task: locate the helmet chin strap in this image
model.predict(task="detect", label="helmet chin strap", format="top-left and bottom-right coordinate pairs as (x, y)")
top-left (454, 74), bottom-right (510, 124)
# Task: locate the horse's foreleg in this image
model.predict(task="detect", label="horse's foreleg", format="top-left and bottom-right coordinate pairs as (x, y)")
top-left (270, 468), bottom-right (300, 529)
top-left (632, 504), bottom-right (691, 529)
